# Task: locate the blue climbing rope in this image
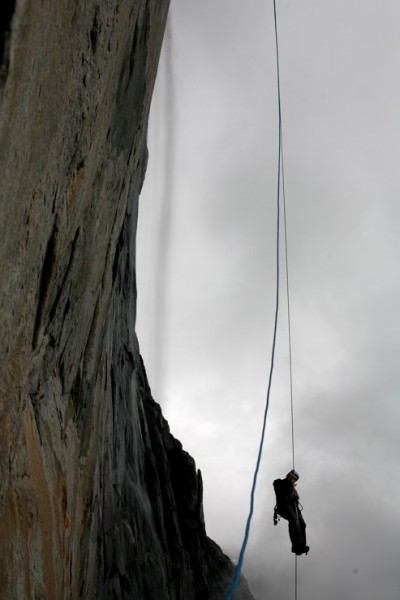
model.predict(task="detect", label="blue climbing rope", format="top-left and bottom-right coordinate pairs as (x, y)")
top-left (225, 144), bottom-right (281, 600)
top-left (224, 2), bottom-right (284, 598)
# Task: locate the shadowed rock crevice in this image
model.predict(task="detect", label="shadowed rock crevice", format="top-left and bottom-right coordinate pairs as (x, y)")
top-left (32, 220), bottom-right (59, 349)
top-left (49, 227), bottom-right (81, 323)
top-left (90, 6), bottom-right (100, 53)
top-left (0, 0), bottom-right (15, 88)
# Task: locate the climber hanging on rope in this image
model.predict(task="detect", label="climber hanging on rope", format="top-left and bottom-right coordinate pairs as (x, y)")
top-left (273, 469), bottom-right (310, 556)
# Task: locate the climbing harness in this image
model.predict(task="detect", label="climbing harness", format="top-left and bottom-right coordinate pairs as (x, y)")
top-left (225, 1), bottom-right (299, 599)
top-left (273, 500), bottom-right (303, 527)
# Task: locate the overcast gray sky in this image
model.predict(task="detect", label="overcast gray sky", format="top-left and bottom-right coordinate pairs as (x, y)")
top-left (137, 1), bottom-right (400, 598)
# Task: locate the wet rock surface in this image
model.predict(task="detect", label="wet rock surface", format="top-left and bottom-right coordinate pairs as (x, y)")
top-left (0, 1), bottom-right (255, 599)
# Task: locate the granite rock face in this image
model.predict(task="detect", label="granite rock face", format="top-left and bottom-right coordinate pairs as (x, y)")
top-left (0, 2), bottom-right (255, 599)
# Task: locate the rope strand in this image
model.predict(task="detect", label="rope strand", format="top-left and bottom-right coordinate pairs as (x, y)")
top-left (224, 3), bottom-right (297, 598)
top-left (274, 1), bottom-right (298, 598)
top-left (274, 0), bottom-right (296, 472)
top-left (224, 4), bottom-right (284, 593)
top-left (224, 124), bottom-right (281, 600)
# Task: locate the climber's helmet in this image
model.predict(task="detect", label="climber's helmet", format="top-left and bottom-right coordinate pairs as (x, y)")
top-left (287, 469), bottom-right (299, 482)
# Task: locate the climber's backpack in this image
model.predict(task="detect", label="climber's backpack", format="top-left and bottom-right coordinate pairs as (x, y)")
top-left (272, 478), bottom-right (289, 525)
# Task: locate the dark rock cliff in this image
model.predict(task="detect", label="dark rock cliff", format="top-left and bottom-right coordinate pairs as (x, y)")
top-left (0, 2), bottom-right (254, 599)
